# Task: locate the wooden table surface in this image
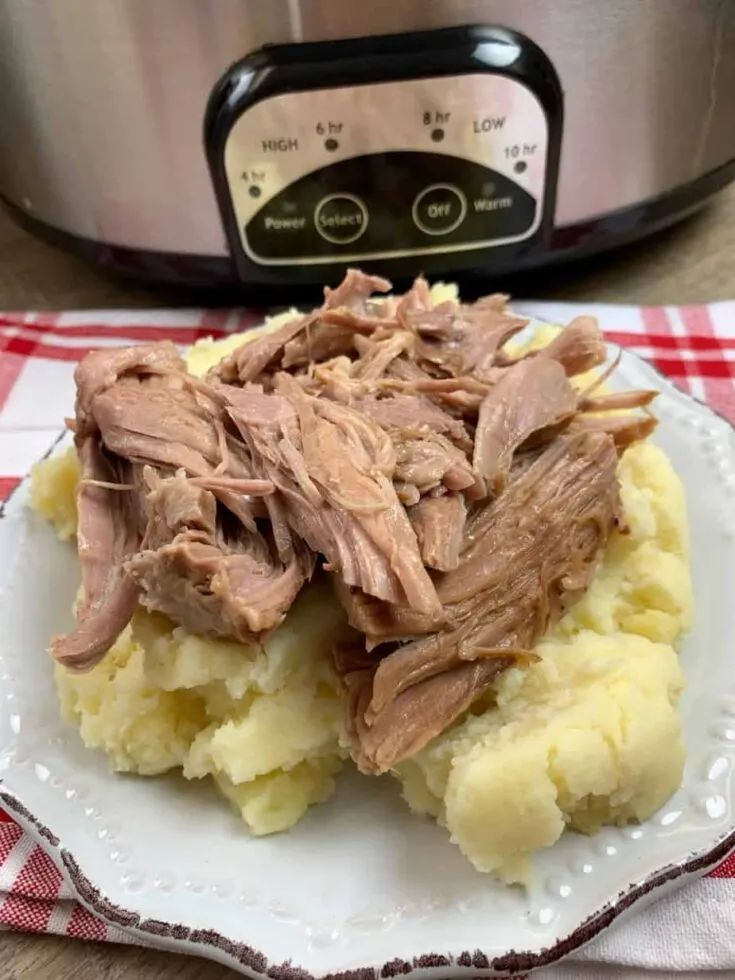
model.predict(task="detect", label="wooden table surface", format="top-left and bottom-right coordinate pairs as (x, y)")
top-left (2, 185), bottom-right (735, 979)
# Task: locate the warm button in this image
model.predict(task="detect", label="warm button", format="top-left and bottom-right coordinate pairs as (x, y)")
top-left (412, 184), bottom-right (467, 236)
top-left (314, 193), bottom-right (368, 244)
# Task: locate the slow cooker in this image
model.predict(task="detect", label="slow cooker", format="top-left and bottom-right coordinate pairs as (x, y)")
top-left (0, 0), bottom-right (734, 289)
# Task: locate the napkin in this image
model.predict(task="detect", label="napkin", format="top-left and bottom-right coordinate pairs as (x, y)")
top-left (2, 300), bottom-right (735, 978)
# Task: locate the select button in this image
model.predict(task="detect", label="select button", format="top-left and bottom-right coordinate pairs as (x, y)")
top-left (412, 184), bottom-right (467, 236)
top-left (314, 193), bottom-right (368, 244)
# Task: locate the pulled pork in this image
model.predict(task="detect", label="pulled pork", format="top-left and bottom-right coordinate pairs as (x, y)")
top-left (53, 270), bottom-right (658, 774)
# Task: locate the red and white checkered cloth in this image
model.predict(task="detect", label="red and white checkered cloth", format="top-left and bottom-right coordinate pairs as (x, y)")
top-left (2, 302), bottom-right (735, 977)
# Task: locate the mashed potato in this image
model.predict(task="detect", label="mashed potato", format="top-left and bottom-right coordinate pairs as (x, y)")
top-left (396, 442), bottom-right (691, 881)
top-left (30, 294), bottom-right (693, 878)
top-left (34, 449), bottom-right (349, 836)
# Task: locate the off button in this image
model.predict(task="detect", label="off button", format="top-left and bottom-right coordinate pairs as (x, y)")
top-left (412, 184), bottom-right (467, 236)
top-left (314, 193), bottom-right (368, 244)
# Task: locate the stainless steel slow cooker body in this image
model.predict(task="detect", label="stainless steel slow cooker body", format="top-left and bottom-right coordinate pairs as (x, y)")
top-left (0, 0), bottom-right (733, 287)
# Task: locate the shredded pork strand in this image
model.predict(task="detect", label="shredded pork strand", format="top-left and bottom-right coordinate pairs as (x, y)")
top-left (53, 269), bottom-right (659, 772)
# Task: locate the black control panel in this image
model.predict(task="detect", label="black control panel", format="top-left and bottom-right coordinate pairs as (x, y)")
top-left (205, 24), bottom-right (563, 285)
top-left (244, 152), bottom-right (537, 262)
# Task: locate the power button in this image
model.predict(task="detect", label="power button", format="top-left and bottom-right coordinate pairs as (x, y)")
top-left (412, 184), bottom-right (467, 236)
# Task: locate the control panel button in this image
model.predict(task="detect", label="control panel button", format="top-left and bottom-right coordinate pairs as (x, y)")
top-left (412, 184), bottom-right (467, 236)
top-left (314, 193), bottom-right (368, 244)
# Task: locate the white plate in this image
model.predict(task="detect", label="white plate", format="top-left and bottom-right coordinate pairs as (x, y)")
top-left (2, 345), bottom-right (735, 979)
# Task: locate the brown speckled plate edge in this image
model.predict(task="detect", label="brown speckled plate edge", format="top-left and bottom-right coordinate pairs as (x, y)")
top-left (2, 783), bottom-right (735, 979)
